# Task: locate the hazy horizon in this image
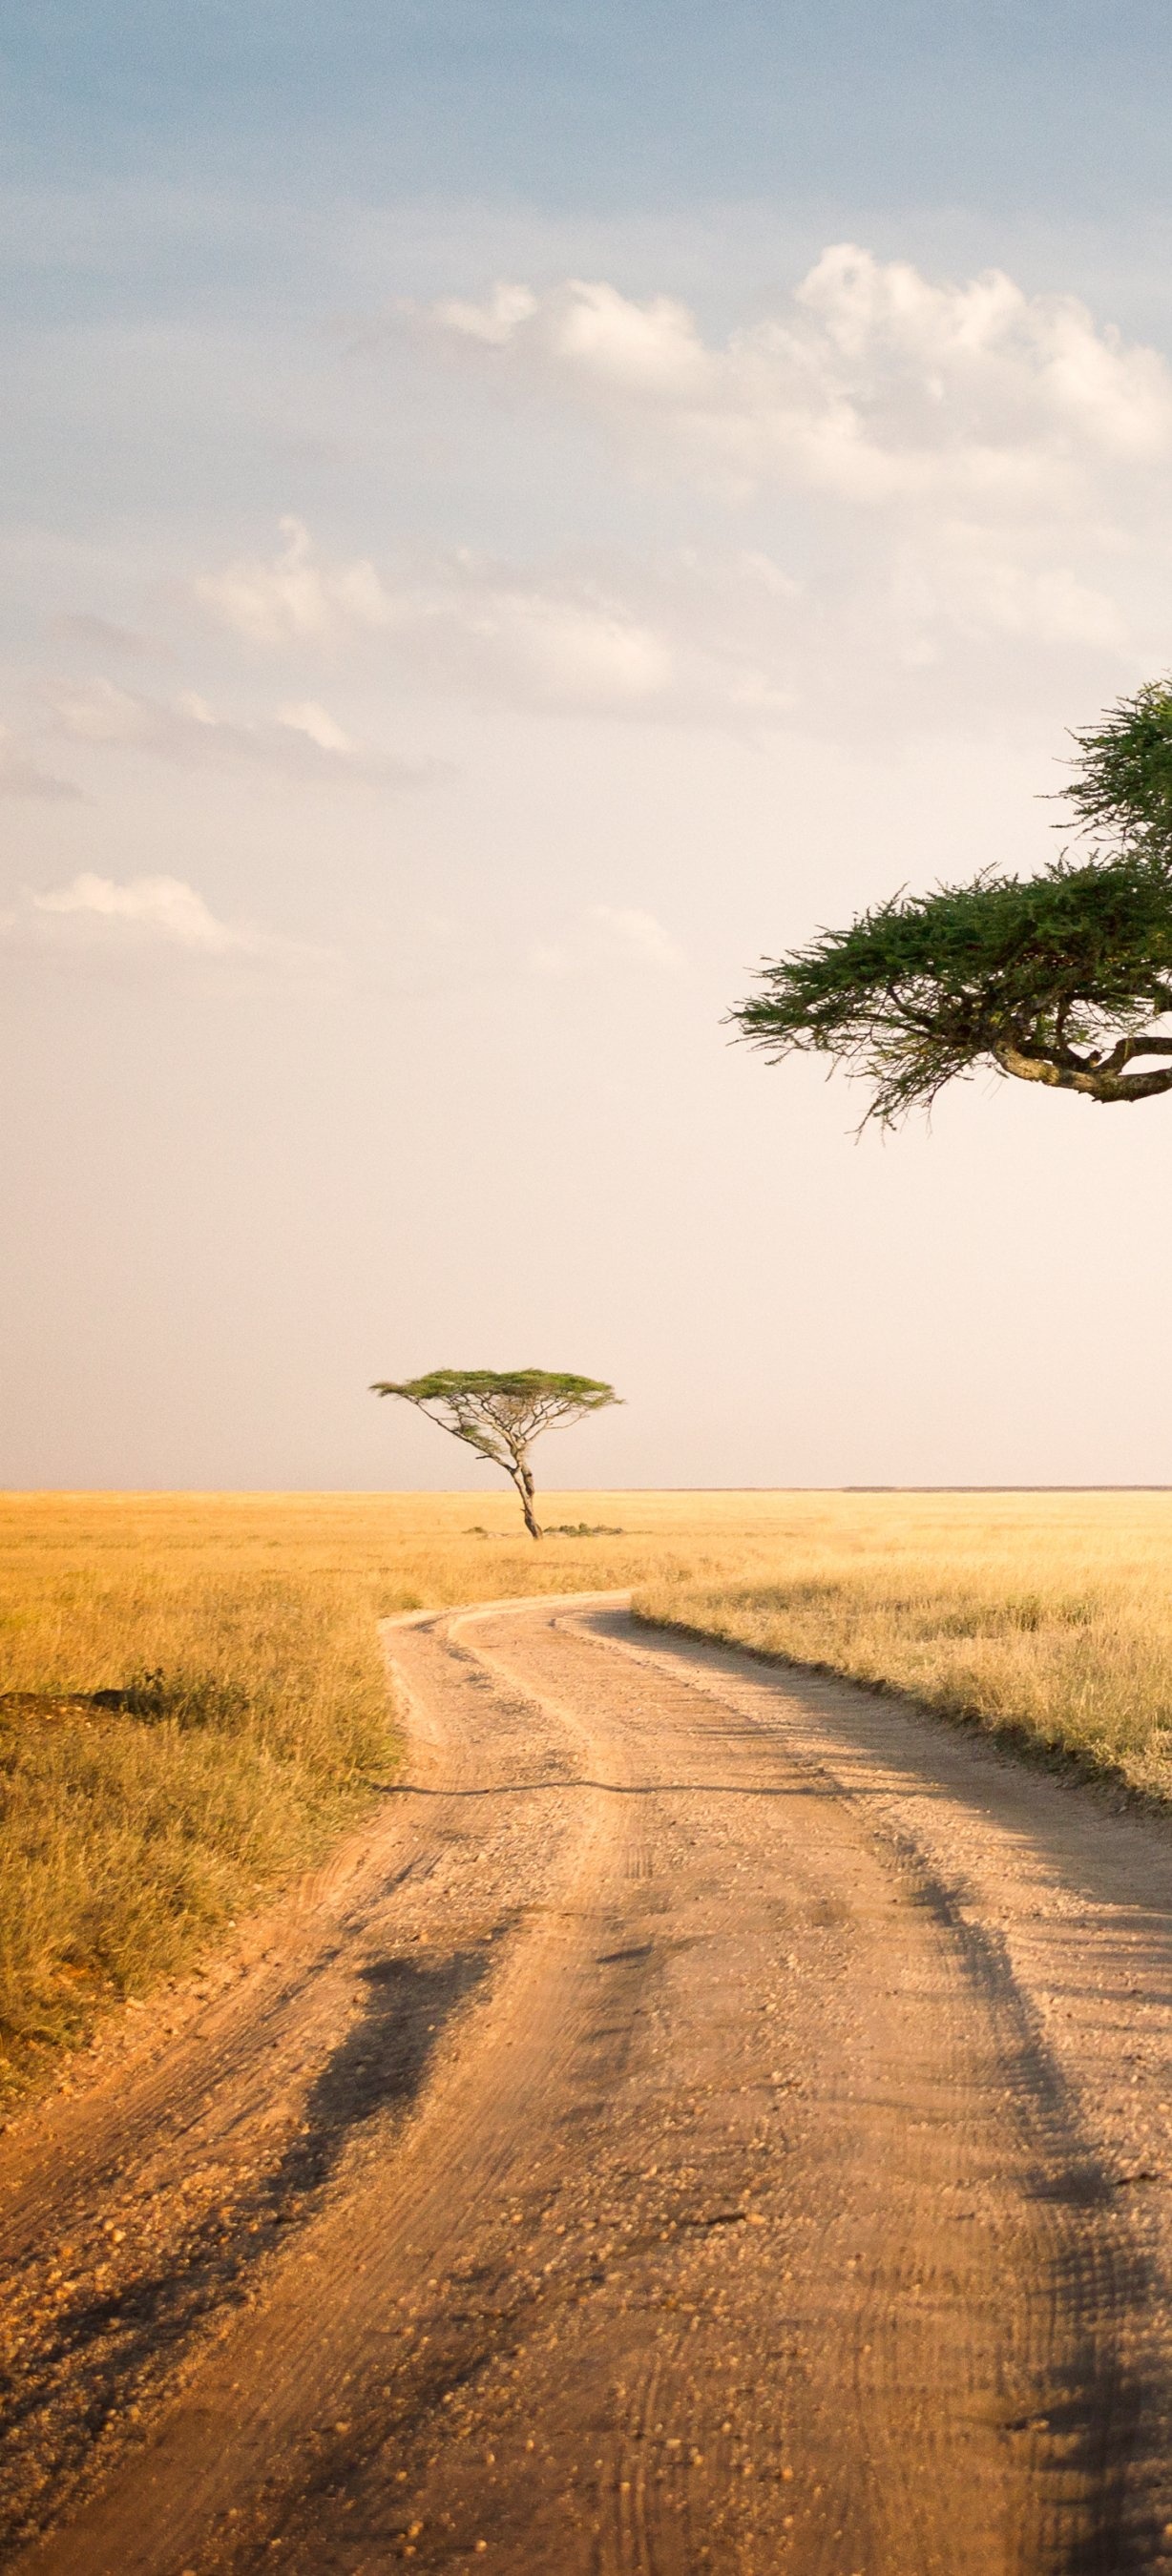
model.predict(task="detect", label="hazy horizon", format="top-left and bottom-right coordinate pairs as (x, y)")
top-left (6, 5), bottom-right (1172, 1493)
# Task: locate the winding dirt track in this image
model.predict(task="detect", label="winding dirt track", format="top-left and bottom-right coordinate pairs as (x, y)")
top-left (7, 1594), bottom-right (1172, 2574)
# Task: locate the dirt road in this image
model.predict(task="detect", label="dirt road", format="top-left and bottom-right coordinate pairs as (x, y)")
top-left (6, 1593), bottom-right (1172, 2574)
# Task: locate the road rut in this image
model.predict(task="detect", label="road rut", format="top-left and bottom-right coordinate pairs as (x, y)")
top-left (6, 1593), bottom-right (1172, 2573)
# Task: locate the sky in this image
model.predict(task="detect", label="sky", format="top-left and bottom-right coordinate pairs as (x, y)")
top-left (5, 2), bottom-right (1172, 1491)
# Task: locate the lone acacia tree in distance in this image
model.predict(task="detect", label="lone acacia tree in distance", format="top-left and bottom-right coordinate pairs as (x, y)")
top-left (369, 1369), bottom-right (621, 1539)
top-left (731, 680), bottom-right (1172, 1125)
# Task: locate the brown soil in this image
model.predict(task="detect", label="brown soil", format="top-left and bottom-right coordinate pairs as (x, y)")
top-left (5, 1593), bottom-right (1172, 2574)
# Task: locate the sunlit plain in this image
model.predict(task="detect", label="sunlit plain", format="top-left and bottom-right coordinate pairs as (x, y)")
top-left (4, 1486), bottom-right (1172, 2094)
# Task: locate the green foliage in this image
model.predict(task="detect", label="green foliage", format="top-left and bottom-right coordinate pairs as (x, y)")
top-left (371, 1368), bottom-right (618, 1464)
top-left (543, 1522), bottom-right (624, 1536)
top-left (1065, 680), bottom-right (1172, 847)
top-left (370, 1369), bottom-right (621, 1535)
top-left (376, 1368), bottom-right (617, 1418)
top-left (733, 680), bottom-right (1172, 1121)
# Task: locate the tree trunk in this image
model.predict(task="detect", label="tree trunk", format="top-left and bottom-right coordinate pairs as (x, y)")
top-left (511, 1454), bottom-right (542, 1540)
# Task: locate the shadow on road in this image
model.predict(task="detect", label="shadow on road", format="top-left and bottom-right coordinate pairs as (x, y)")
top-left (0, 1948), bottom-right (491, 2554)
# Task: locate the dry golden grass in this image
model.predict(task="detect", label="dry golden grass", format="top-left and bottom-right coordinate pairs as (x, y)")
top-left (0, 1485), bottom-right (770, 2091)
top-left (6, 1485), bottom-right (1172, 2094)
top-left (634, 1487), bottom-right (1172, 1797)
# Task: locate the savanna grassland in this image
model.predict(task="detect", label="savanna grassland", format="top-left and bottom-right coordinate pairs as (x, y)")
top-left (0, 1486), bottom-right (774, 2093)
top-left (637, 1486), bottom-right (1172, 1796)
top-left (5, 1485), bottom-right (1172, 2095)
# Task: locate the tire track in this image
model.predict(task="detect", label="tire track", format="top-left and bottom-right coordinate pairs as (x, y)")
top-left (591, 1609), bottom-right (1172, 2573)
top-left (5, 1594), bottom-right (1172, 2572)
top-left (4, 1596), bottom-right (632, 2572)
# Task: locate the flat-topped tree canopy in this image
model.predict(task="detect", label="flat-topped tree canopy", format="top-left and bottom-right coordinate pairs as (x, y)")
top-left (369, 1369), bottom-right (621, 1539)
top-left (732, 679), bottom-right (1172, 1126)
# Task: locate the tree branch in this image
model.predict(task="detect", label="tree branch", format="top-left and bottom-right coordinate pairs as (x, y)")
top-left (995, 1039), bottom-right (1172, 1101)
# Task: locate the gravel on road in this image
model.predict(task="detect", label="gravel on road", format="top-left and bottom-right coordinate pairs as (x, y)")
top-left (5, 1592), bottom-right (1172, 2574)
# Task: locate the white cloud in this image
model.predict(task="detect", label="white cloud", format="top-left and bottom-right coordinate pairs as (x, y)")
top-left (35, 674), bottom-right (415, 784)
top-left (422, 245), bottom-right (1172, 507)
top-left (192, 523), bottom-right (682, 710)
top-left (193, 514), bottom-right (392, 645)
top-left (432, 280), bottom-right (538, 346)
top-left (402, 245), bottom-right (1172, 719)
top-left (182, 509), bottom-right (1146, 745)
top-left (429, 275), bottom-right (708, 397)
top-left (32, 871), bottom-right (246, 952)
top-left (5, 871), bottom-right (334, 983)
top-left (277, 698), bottom-right (354, 751)
top-left (189, 526), bottom-right (786, 720)
top-left (437, 580), bottom-right (676, 708)
top-left (183, 241), bottom-right (1172, 741)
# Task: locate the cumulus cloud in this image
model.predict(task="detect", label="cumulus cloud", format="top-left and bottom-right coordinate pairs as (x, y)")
top-left (189, 525), bottom-right (788, 720)
top-left (183, 244), bottom-right (1172, 740)
top-left (276, 698), bottom-right (354, 751)
top-left (432, 280), bottom-right (538, 346)
top-left (181, 514), bottom-right (1148, 746)
top-left (35, 674), bottom-right (418, 784)
top-left (423, 245), bottom-right (1172, 506)
top-left (180, 249), bottom-right (1172, 737)
top-left (435, 277), bottom-right (708, 399)
top-left (193, 514), bottom-right (392, 645)
top-left (418, 574), bottom-right (677, 710)
top-left (191, 520), bottom-right (679, 708)
top-left (3, 871), bottom-right (334, 982)
top-left (31, 871), bottom-right (248, 952)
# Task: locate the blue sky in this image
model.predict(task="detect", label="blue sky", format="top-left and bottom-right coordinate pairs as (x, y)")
top-left (6, 3), bottom-right (1171, 216)
top-left (4, 4), bottom-right (1172, 1489)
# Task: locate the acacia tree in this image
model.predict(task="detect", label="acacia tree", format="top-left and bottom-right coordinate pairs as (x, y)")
top-left (369, 1369), bottom-right (620, 1539)
top-left (731, 681), bottom-right (1172, 1123)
